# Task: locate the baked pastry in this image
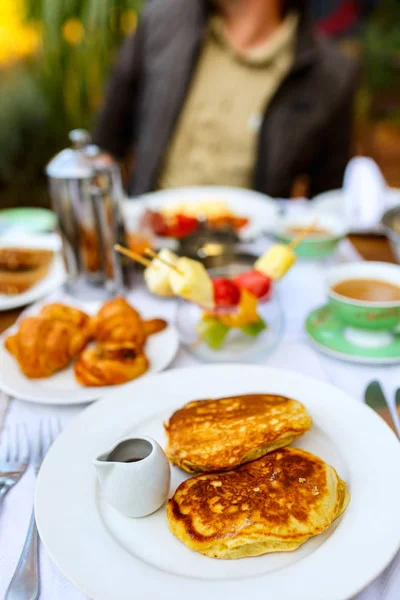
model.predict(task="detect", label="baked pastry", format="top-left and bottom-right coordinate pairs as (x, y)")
top-left (5, 316), bottom-right (85, 378)
top-left (165, 394), bottom-right (312, 473)
top-left (142, 318), bottom-right (167, 338)
top-left (74, 342), bottom-right (149, 386)
top-left (92, 297), bottom-right (146, 348)
top-left (39, 303), bottom-right (92, 354)
top-left (167, 447), bottom-right (349, 559)
top-left (40, 303), bottom-right (90, 328)
top-left (5, 303), bottom-right (92, 378)
top-left (0, 263), bottom-right (51, 295)
top-left (0, 247), bottom-right (54, 295)
top-left (0, 248), bottom-right (53, 270)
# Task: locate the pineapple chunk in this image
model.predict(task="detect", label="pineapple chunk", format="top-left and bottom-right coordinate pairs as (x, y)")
top-left (218, 289), bottom-right (259, 327)
top-left (144, 249), bottom-right (179, 297)
top-left (169, 257), bottom-right (214, 309)
top-left (255, 244), bottom-right (296, 280)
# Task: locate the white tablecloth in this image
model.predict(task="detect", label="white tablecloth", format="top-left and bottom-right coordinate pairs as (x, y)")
top-left (1, 240), bottom-right (399, 600)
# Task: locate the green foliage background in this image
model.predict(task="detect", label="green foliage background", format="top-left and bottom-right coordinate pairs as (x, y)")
top-left (363, 0), bottom-right (400, 94)
top-left (0, 0), bottom-right (143, 208)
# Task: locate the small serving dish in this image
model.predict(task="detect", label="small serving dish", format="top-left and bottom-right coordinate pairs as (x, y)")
top-left (274, 214), bottom-right (347, 259)
top-left (176, 265), bottom-right (283, 363)
top-left (94, 435), bottom-right (170, 518)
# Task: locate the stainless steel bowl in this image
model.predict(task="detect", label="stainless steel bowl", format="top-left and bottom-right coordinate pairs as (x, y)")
top-left (381, 206), bottom-right (400, 263)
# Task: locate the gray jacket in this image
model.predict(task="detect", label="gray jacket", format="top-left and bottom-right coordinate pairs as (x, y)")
top-left (94, 0), bottom-right (359, 198)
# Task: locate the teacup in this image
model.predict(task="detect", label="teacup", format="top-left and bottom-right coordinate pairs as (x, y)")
top-left (274, 214), bottom-right (347, 259)
top-left (327, 262), bottom-right (400, 332)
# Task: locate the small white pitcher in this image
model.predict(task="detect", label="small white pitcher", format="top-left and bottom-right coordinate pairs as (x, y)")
top-left (94, 436), bottom-right (170, 518)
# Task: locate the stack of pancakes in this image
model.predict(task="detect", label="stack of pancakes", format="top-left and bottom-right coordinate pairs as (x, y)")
top-left (165, 394), bottom-right (349, 559)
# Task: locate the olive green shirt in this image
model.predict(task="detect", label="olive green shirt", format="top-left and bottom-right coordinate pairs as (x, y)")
top-left (158, 12), bottom-right (298, 190)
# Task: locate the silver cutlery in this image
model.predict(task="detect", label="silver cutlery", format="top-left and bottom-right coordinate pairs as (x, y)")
top-left (364, 382), bottom-right (400, 599)
top-left (0, 425), bottom-right (30, 505)
top-left (6, 420), bottom-right (61, 600)
top-left (364, 381), bottom-right (400, 438)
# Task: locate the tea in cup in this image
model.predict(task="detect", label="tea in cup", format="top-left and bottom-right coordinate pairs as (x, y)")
top-left (327, 262), bottom-right (400, 332)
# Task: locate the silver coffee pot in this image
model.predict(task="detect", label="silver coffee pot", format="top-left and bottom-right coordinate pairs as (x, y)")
top-left (46, 130), bottom-right (134, 300)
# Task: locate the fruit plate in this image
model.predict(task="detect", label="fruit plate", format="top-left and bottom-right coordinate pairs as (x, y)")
top-left (176, 266), bottom-right (283, 363)
top-left (35, 365), bottom-right (400, 600)
top-left (123, 186), bottom-right (279, 243)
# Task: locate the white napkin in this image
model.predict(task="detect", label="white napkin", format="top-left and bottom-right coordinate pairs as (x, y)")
top-left (343, 157), bottom-right (388, 229)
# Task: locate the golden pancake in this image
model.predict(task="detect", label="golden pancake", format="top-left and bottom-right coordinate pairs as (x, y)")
top-left (165, 394), bottom-right (312, 473)
top-left (167, 447), bottom-right (349, 559)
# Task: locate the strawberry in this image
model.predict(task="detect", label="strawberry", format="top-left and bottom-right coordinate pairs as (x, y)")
top-left (233, 270), bottom-right (272, 299)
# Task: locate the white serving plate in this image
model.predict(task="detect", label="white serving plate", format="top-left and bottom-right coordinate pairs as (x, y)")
top-left (0, 298), bottom-right (179, 405)
top-left (123, 186), bottom-right (279, 242)
top-left (35, 365), bottom-right (400, 600)
top-left (0, 234), bottom-right (67, 311)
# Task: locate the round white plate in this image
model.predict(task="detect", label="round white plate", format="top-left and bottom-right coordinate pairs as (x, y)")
top-left (0, 234), bottom-right (67, 311)
top-left (0, 301), bottom-right (179, 405)
top-left (35, 365), bottom-right (400, 600)
top-left (123, 186), bottom-right (279, 242)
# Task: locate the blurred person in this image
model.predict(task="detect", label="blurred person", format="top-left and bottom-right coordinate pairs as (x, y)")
top-left (94, 0), bottom-right (359, 199)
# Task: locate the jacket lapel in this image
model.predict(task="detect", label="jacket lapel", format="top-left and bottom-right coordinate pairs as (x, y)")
top-left (254, 8), bottom-right (320, 196)
top-left (132, 1), bottom-right (207, 195)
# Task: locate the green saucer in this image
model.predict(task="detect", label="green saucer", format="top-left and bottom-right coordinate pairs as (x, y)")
top-left (0, 208), bottom-right (57, 234)
top-left (305, 304), bottom-right (400, 364)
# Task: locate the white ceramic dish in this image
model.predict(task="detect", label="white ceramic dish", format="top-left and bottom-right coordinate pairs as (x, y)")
top-left (94, 436), bottom-right (171, 518)
top-left (123, 186), bottom-right (279, 242)
top-left (0, 300), bottom-right (179, 405)
top-left (35, 365), bottom-right (400, 600)
top-left (0, 234), bottom-right (66, 311)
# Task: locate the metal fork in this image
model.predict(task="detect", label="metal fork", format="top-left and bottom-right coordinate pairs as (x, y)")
top-left (0, 425), bottom-right (30, 504)
top-left (6, 419), bottom-right (61, 600)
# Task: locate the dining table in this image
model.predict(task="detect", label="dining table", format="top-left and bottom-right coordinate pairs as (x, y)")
top-left (0, 232), bottom-right (399, 600)
top-left (0, 235), bottom-right (395, 335)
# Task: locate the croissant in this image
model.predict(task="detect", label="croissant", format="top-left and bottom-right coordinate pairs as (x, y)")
top-left (39, 303), bottom-right (92, 354)
top-left (142, 318), bottom-right (167, 338)
top-left (5, 316), bottom-right (83, 378)
top-left (92, 297), bottom-right (146, 348)
top-left (74, 342), bottom-right (149, 386)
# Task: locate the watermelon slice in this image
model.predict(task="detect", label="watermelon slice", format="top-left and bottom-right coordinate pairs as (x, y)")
top-left (234, 270), bottom-right (272, 299)
top-left (212, 278), bottom-right (241, 308)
